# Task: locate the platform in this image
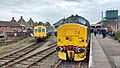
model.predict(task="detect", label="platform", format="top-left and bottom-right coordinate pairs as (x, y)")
top-left (96, 34), bottom-right (120, 68)
top-left (89, 34), bottom-right (112, 68)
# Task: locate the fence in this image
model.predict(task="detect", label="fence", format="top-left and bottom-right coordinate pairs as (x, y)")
top-left (0, 32), bottom-right (29, 45)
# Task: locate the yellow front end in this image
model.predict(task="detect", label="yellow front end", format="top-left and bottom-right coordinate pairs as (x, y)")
top-left (57, 23), bottom-right (87, 61)
top-left (34, 26), bottom-right (46, 40)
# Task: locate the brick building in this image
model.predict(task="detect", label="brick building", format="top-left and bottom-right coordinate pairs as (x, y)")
top-left (117, 16), bottom-right (120, 29)
top-left (18, 16), bottom-right (30, 29)
top-left (27, 18), bottom-right (34, 29)
top-left (0, 17), bottom-right (22, 32)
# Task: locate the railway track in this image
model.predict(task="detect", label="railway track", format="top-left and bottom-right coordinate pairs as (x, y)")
top-left (0, 41), bottom-right (45, 67)
top-left (54, 60), bottom-right (82, 68)
top-left (4, 43), bottom-right (57, 68)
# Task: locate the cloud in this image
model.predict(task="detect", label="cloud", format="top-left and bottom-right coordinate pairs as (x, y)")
top-left (0, 0), bottom-right (120, 25)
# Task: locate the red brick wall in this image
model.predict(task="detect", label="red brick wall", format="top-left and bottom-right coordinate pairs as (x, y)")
top-left (0, 26), bottom-right (22, 32)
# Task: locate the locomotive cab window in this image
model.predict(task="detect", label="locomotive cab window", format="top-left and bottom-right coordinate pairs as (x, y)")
top-left (35, 29), bottom-right (37, 32)
top-left (42, 29), bottom-right (45, 32)
top-left (38, 29), bottom-right (41, 32)
top-left (78, 18), bottom-right (87, 25)
top-left (64, 16), bottom-right (87, 26)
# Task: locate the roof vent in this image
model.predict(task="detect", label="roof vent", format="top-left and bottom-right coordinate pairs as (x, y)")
top-left (21, 16), bottom-right (23, 19)
top-left (12, 17), bottom-right (14, 20)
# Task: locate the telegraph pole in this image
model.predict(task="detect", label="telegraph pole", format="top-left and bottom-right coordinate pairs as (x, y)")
top-left (102, 11), bottom-right (104, 20)
top-left (101, 11), bottom-right (104, 28)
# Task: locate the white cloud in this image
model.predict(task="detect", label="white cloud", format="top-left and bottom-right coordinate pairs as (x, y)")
top-left (0, 0), bottom-right (120, 25)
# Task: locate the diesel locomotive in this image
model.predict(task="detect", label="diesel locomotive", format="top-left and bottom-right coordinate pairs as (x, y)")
top-left (56, 15), bottom-right (91, 61)
top-left (33, 25), bottom-right (47, 41)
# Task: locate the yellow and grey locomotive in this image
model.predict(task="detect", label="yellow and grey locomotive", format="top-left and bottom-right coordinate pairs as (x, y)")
top-left (56, 15), bottom-right (91, 61)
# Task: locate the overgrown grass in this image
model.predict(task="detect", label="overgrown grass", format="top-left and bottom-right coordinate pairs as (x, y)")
top-left (0, 36), bottom-right (34, 56)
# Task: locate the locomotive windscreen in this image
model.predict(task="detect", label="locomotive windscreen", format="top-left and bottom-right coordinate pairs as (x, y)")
top-left (63, 16), bottom-right (88, 26)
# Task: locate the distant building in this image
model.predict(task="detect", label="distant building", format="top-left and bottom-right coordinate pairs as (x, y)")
top-left (27, 18), bottom-right (34, 29)
top-left (91, 23), bottom-right (102, 28)
top-left (27, 18), bottom-right (34, 26)
top-left (0, 17), bottom-right (22, 32)
top-left (107, 19), bottom-right (117, 29)
top-left (18, 16), bottom-right (30, 29)
top-left (104, 10), bottom-right (118, 30)
top-left (53, 18), bottom-right (65, 28)
top-left (117, 16), bottom-right (120, 29)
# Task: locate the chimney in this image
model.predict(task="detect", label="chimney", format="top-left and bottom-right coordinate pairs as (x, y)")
top-left (11, 17), bottom-right (16, 22)
top-left (21, 16), bottom-right (23, 19)
top-left (12, 17), bottom-right (14, 20)
top-left (30, 18), bottom-right (32, 20)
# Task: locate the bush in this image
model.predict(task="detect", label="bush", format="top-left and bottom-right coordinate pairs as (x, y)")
top-left (114, 30), bottom-right (120, 40)
top-left (118, 39), bottom-right (120, 42)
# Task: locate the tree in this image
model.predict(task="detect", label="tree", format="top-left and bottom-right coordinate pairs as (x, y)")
top-left (102, 22), bottom-right (108, 28)
top-left (45, 22), bottom-right (51, 27)
top-left (38, 21), bottom-right (45, 25)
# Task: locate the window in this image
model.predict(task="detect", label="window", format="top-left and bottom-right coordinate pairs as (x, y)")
top-left (64, 17), bottom-right (87, 25)
top-left (35, 29), bottom-right (37, 32)
top-left (38, 29), bottom-right (41, 32)
top-left (42, 29), bottom-right (45, 32)
top-left (78, 18), bottom-right (87, 25)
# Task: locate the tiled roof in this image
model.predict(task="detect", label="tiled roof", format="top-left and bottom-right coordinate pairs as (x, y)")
top-left (18, 16), bottom-right (30, 26)
top-left (0, 21), bottom-right (20, 27)
top-left (27, 18), bottom-right (34, 26)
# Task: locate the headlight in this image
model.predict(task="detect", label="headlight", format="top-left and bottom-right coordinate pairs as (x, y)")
top-left (64, 31), bottom-right (66, 34)
top-left (78, 48), bottom-right (85, 53)
top-left (56, 47), bottom-right (63, 51)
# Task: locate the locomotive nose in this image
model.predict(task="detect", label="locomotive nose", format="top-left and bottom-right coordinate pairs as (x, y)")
top-left (67, 50), bottom-right (75, 61)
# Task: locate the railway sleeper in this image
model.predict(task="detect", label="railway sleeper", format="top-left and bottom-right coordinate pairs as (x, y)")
top-left (10, 54), bottom-right (21, 57)
top-left (11, 64), bottom-right (28, 68)
top-left (35, 62), bottom-right (43, 66)
top-left (15, 52), bottom-right (28, 55)
top-left (36, 55), bottom-right (46, 57)
top-left (2, 57), bottom-right (15, 60)
top-left (19, 61), bottom-right (34, 65)
top-left (37, 53), bottom-right (47, 56)
top-left (26, 58), bottom-right (38, 62)
top-left (7, 55), bottom-right (19, 58)
top-left (0, 61), bottom-right (7, 64)
top-left (0, 59), bottom-right (11, 62)
top-left (31, 56), bottom-right (41, 59)
top-left (26, 48), bottom-right (35, 50)
top-left (20, 50), bottom-right (31, 52)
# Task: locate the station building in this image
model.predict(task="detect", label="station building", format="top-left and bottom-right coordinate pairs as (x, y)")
top-left (0, 17), bottom-right (22, 32)
top-left (91, 23), bottom-right (102, 29)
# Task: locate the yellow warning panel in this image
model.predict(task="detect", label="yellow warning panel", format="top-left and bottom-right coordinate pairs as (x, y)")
top-left (58, 52), bottom-right (66, 60)
top-left (74, 53), bottom-right (86, 61)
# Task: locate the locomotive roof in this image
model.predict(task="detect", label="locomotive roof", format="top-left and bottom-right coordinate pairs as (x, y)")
top-left (34, 25), bottom-right (46, 29)
top-left (54, 15), bottom-right (90, 27)
top-left (63, 15), bottom-right (90, 26)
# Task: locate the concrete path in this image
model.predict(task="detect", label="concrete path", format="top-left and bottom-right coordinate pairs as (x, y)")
top-left (91, 34), bottom-right (112, 68)
top-left (96, 34), bottom-right (120, 68)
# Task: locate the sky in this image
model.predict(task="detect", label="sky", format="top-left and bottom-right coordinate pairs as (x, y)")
top-left (0, 0), bottom-right (120, 25)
